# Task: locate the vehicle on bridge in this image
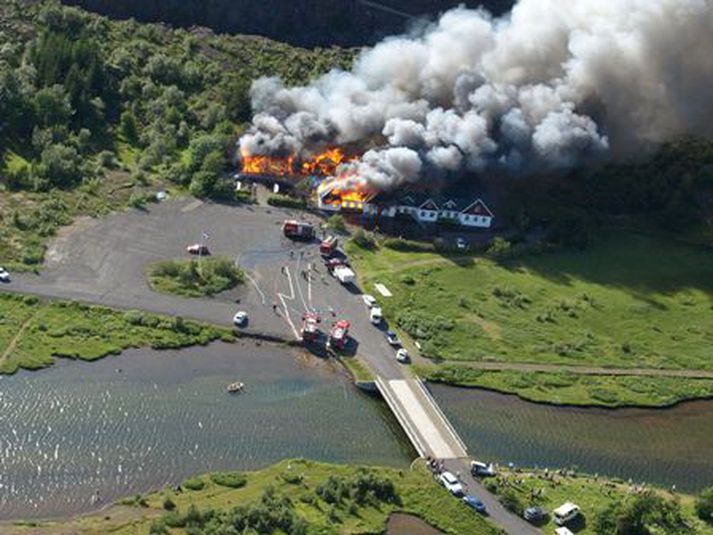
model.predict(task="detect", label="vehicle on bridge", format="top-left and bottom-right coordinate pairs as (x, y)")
top-left (282, 220), bottom-right (315, 240)
top-left (396, 348), bottom-right (410, 364)
top-left (438, 471), bottom-right (464, 496)
top-left (301, 313), bottom-right (321, 343)
top-left (327, 319), bottom-right (350, 351)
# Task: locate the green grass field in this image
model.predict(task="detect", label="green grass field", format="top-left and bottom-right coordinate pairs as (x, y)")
top-left (347, 230), bottom-right (713, 406)
top-left (4, 460), bottom-right (497, 535)
top-left (0, 293), bottom-right (234, 374)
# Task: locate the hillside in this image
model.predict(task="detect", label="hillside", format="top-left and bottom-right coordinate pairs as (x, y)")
top-left (0, 1), bottom-right (353, 270)
top-left (60, 0), bottom-right (515, 47)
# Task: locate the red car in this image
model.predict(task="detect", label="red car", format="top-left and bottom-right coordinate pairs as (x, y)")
top-left (186, 243), bottom-right (210, 255)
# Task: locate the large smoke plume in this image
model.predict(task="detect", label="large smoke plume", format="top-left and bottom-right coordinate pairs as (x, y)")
top-left (239, 0), bottom-right (713, 190)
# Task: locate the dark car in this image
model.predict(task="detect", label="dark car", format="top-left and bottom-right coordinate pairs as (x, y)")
top-left (524, 506), bottom-right (547, 523)
top-left (463, 495), bottom-right (487, 514)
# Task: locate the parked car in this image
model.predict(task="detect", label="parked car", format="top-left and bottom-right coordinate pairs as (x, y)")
top-left (553, 502), bottom-right (580, 526)
top-left (362, 294), bottom-right (378, 308)
top-left (523, 506), bottom-right (546, 523)
top-left (555, 528), bottom-right (575, 535)
top-left (456, 237), bottom-right (469, 250)
top-left (463, 495), bottom-right (487, 514)
top-left (438, 471), bottom-right (464, 496)
top-left (470, 460), bottom-right (496, 477)
top-left (396, 348), bottom-right (410, 363)
top-left (187, 243), bottom-right (210, 255)
top-left (0, 267), bottom-right (10, 283)
top-left (369, 306), bottom-right (383, 325)
top-left (386, 331), bottom-right (400, 346)
top-left (233, 311), bottom-right (248, 326)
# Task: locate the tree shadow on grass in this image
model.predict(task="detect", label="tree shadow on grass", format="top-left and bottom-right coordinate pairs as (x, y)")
top-left (492, 230), bottom-right (713, 299)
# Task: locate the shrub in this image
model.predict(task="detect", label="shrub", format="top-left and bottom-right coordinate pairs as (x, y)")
top-left (499, 488), bottom-right (523, 516)
top-left (696, 486), bottom-right (713, 524)
top-left (183, 477), bottom-right (205, 491)
top-left (351, 228), bottom-right (377, 249)
top-left (325, 214), bottom-right (347, 233)
top-left (267, 195), bottom-right (306, 209)
top-left (383, 237), bottom-right (432, 252)
top-left (163, 496), bottom-right (176, 511)
top-left (210, 471), bottom-right (247, 489)
top-left (487, 237), bottom-right (512, 258)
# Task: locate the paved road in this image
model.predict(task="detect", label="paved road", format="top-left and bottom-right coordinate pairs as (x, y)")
top-left (1, 198), bottom-right (538, 534)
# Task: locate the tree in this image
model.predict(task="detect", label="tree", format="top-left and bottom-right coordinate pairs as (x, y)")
top-left (34, 85), bottom-right (73, 128)
top-left (595, 491), bottom-right (694, 535)
top-left (696, 486), bottom-right (713, 524)
top-left (38, 144), bottom-right (82, 188)
top-left (120, 109), bottom-right (139, 144)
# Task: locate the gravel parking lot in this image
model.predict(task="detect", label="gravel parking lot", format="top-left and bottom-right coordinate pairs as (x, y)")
top-left (5, 197), bottom-right (404, 377)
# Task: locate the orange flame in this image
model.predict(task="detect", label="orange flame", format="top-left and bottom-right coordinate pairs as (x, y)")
top-left (241, 147), bottom-right (353, 178)
top-left (318, 177), bottom-right (375, 209)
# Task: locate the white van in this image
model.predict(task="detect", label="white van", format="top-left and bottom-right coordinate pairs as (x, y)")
top-left (553, 502), bottom-right (580, 526)
top-left (370, 307), bottom-right (383, 325)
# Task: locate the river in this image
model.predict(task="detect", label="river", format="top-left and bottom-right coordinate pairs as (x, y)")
top-left (430, 384), bottom-right (713, 492)
top-left (0, 342), bottom-right (412, 520)
top-left (1, 343), bottom-right (712, 520)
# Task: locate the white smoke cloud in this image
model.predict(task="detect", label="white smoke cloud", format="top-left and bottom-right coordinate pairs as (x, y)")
top-left (239, 0), bottom-right (713, 190)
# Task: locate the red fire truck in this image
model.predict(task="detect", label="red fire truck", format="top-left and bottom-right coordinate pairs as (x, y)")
top-left (282, 220), bottom-right (315, 240)
top-left (301, 313), bottom-right (320, 344)
top-left (327, 320), bottom-right (350, 351)
top-left (319, 235), bottom-right (338, 256)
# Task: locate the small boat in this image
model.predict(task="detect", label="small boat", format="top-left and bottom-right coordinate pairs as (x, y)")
top-left (227, 381), bottom-right (245, 394)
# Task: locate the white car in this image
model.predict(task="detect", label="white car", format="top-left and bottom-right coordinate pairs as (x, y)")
top-left (396, 348), bottom-right (410, 363)
top-left (438, 471), bottom-right (464, 496)
top-left (369, 306), bottom-right (383, 325)
top-left (362, 294), bottom-right (377, 308)
top-left (0, 267), bottom-right (10, 283)
top-left (233, 311), bottom-right (248, 326)
top-left (456, 237), bottom-right (469, 250)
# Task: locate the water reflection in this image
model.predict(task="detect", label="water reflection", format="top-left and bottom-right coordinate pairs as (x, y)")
top-left (0, 342), bottom-right (411, 520)
top-left (431, 384), bottom-right (713, 491)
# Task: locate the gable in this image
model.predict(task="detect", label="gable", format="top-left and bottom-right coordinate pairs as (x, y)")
top-left (461, 199), bottom-right (494, 217)
top-left (442, 199), bottom-right (457, 209)
top-left (419, 198), bottom-right (440, 211)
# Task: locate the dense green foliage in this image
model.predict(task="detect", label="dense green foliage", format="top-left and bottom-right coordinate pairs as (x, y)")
top-left (697, 487), bottom-right (713, 525)
top-left (505, 138), bottom-right (713, 247)
top-left (0, 292), bottom-right (233, 374)
top-left (148, 256), bottom-right (244, 297)
top-left (266, 194), bottom-right (307, 210)
top-left (595, 491), bottom-right (693, 535)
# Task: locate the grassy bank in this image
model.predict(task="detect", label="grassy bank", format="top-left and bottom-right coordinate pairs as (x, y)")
top-left (486, 467), bottom-right (713, 535)
top-left (0, 292), bottom-right (234, 374)
top-left (148, 256), bottom-right (244, 297)
top-left (338, 355), bottom-right (375, 383)
top-left (424, 366), bottom-right (713, 408)
top-left (4, 459), bottom-right (498, 535)
top-left (346, 230), bottom-right (713, 407)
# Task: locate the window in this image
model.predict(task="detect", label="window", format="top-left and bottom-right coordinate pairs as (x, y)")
top-left (420, 211), bottom-right (426, 217)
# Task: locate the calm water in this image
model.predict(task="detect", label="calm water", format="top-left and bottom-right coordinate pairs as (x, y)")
top-left (0, 342), bottom-right (412, 520)
top-left (431, 384), bottom-right (713, 491)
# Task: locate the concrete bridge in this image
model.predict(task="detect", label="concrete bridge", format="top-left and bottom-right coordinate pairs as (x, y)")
top-left (375, 376), bottom-right (467, 459)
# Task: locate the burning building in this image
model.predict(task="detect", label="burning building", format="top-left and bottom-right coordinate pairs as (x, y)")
top-left (238, 147), bottom-right (354, 186)
top-left (317, 179), bottom-right (494, 229)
